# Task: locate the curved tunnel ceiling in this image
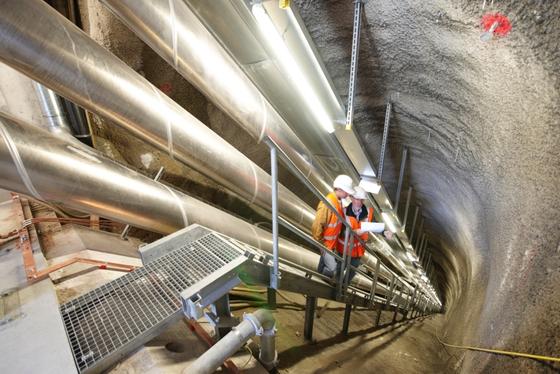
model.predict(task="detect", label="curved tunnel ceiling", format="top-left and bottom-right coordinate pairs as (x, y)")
top-left (292, 0), bottom-right (558, 372)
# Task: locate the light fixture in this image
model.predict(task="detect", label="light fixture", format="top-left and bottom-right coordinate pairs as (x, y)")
top-left (359, 176), bottom-right (381, 194)
top-left (381, 212), bottom-right (397, 233)
top-left (251, 3), bottom-right (335, 133)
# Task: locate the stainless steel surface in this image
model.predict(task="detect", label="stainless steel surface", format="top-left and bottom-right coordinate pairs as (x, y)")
top-left (186, 309), bottom-right (274, 374)
top-left (33, 82), bottom-right (72, 135)
top-left (0, 113), bottom-right (318, 273)
top-left (344, 0), bottom-right (363, 131)
top-left (61, 230), bottom-right (245, 373)
top-left (0, 0), bottom-right (315, 232)
top-left (269, 143), bottom-right (280, 289)
top-left (184, 0), bottom-right (376, 179)
top-left (101, 0), bottom-right (334, 197)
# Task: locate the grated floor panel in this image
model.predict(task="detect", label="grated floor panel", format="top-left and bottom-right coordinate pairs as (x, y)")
top-left (60, 232), bottom-right (243, 373)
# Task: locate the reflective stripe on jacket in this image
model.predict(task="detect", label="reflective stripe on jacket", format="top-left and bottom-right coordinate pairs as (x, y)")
top-left (322, 192), bottom-right (344, 250)
top-left (337, 206), bottom-right (373, 258)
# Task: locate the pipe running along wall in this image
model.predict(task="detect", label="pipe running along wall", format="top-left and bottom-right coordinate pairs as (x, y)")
top-left (0, 111), bottom-right (384, 293)
top-left (101, 0), bottom-right (336, 193)
top-left (0, 0), bottom-right (406, 285)
top-left (98, 0), bottom-right (410, 282)
top-left (0, 0), bottom-right (314, 232)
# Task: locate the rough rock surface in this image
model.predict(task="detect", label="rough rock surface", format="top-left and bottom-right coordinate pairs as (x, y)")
top-left (295, 0), bottom-right (559, 372)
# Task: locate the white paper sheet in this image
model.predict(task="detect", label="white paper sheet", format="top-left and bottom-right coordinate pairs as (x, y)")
top-left (360, 222), bottom-right (385, 233)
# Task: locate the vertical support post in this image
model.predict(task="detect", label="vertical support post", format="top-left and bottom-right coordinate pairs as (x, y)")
top-left (342, 303), bottom-right (352, 335)
top-left (392, 282), bottom-right (402, 323)
top-left (368, 259), bottom-right (381, 308)
top-left (414, 218), bottom-right (424, 249)
top-left (304, 296), bottom-right (317, 341)
top-left (269, 143), bottom-right (280, 290)
top-left (394, 147), bottom-right (408, 214)
top-left (213, 295), bottom-right (235, 340)
top-left (345, 0), bottom-right (363, 131)
top-left (406, 285), bottom-right (418, 320)
top-left (376, 274), bottom-right (395, 326)
top-left (267, 287), bottom-right (277, 310)
top-left (418, 234), bottom-right (426, 258)
top-left (402, 186), bottom-right (413, 230)
top-left (337, 229), bottom-right (351, 297)
top-left (378, 102), bottom-right (392, 181)
top-left (409, 206), bottom-right (419, 242)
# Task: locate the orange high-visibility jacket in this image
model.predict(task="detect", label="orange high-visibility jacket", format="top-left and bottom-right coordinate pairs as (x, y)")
top-left (337, 205), bottom-right (373, 258)
top-left (321, 192), bottom-right (344, 250)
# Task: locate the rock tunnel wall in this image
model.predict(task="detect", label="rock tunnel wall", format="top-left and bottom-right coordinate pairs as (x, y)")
top-left (77, 0), bottom-right (559, 372)
top-left (294, 0), bottom-right (559, 372)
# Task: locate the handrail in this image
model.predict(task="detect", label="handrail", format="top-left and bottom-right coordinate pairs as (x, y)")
top-left (266, 138), bottom-right (434, 312)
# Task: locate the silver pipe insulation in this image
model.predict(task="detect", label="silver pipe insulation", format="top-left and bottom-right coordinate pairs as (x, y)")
top-left (32, 82), bottom-right (73, 136)
top-left (0, 112), bottom-right (379, 292)
top-left (0, 0), bottom-right (414, 297)
top-left (0, 0), bottom-right (314, 232)
top-left (185, 309), bottom-right (276, 374)
top-left (97, 0), bottom-right (391, 281)
top-left (101, 0), bottom-right (334, 195)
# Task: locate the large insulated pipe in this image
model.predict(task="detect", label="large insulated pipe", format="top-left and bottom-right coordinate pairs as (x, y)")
top-left (185, 309), bottom-right (275, 374)
top-left (0, 0), bottom-right (314, 231)
top-left (0, 112), bottom-right (379, 291)
top-left (32, 83), bottom-right (73, 136)
top-left (101, 0), bottom-right (334, 192)
top-left (98, 0), bottom-right (400, 280)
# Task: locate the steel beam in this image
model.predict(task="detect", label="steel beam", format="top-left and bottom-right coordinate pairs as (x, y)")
top-left (402, 186), bottom-right (413, 229)
top-left (409, 206), bottom-right (419, 242)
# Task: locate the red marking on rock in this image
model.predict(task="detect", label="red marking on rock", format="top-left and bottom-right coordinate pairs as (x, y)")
top-left (99, 264), bottom-right (107, 269)
top-left (159, 82), bottom-right (173, 95)
top-left (481, 13), bottom-right (512, 37)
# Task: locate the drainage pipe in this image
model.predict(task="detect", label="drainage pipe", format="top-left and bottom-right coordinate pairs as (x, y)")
top-left (0, 112), bottom-right (379, 292)
top-left (0, 0), bottom-right (314, 231)
top-left (185, 309), bottom-right (276, 374)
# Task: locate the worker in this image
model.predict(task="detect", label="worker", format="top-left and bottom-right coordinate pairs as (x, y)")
top-left (312, 174), bottom-right (354, 278)
top-left (336, 186), bottom-right (392, 283)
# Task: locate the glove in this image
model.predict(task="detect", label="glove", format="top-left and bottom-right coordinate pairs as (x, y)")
top-left (354, 229), bottom-right (365, 236)
top-left (383, 230), bottom-right (393, 240)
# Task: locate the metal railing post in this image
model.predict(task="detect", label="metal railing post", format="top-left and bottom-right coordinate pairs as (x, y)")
top-left (394, 147), bottom-right (408, 214)
top-left (268, 143), bottom-right (280, 290)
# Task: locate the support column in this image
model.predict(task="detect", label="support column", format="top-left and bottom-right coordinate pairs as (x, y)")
top-left (304, 296), bottom-right (317, 341)
top-left (342, 303), bottom-right (352, 335)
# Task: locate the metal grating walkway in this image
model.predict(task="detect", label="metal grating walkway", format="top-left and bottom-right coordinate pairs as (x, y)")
top-left (60, 232), bottom-right (243, 373)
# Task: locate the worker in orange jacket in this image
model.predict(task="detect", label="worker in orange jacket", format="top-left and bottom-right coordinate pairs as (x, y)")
top-left (336, 186), bottom-right (392, 282)
top-left (312, 174), bottom-right (354, 278)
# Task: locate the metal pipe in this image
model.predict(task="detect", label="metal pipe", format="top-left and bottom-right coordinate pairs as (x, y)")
top-left (0, 0), bottom-right (315, 233)
top-left (0, 112), bottom-right (317, 273)
top-left (32, 82), bottom-right (72, 136)
top-left (0, 112), bottom-right (381, 291)
top-left (185, 309), bottom-right (275, 374)
top-left (100, 0), bottom-right (334, 194)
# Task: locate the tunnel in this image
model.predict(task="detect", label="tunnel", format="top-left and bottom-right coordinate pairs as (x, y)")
top-left (0, 0), bottom-right (558, 373)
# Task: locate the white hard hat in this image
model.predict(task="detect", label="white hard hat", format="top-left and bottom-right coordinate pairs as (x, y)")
top-left (333, 174), bottom-right (354, 194)
top-left (351, 186), bottom-right (367, 200)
